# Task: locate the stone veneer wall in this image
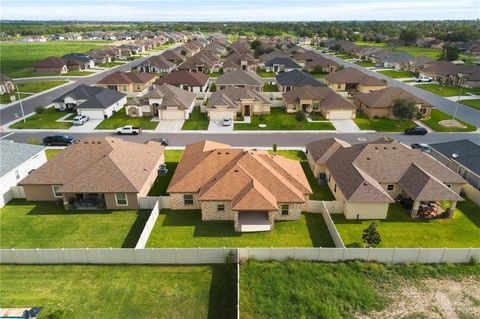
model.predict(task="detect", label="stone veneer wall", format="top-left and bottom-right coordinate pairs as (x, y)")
top-left (201, 201), bottom-right (236, 221)
top-left (169, 193), bottom-right (201, 210)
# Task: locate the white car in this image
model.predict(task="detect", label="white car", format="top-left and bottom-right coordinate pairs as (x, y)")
top-left (222, 117), bottom-right (232, 126)
top-left (416, 76), bottom-right (433, 82)
top-left (115, 125), bottom-right (142, 135)
top-left (72, 115), bottom-right (89, 125)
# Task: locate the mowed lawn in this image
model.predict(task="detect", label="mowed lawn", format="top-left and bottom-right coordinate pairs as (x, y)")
top-left (95, 107), bottom-right (158, 130)
top-left (9, 107), bottom-right (73, 129)
top-left (182, 107), bottom-right (209, 130)
top-left (0, 81), bottom-right (67, 104)
top-left (146, 211), bottom-right (334, 248)
top-left (416, 84), bottom-right (480, 97)
top-left (235, 108), bottom-right (335, 131)
top-left (148, 150), bottom-right (183, 196)
top-left (240, 260), bottom-right (480, 319)
top-left (354, 112), bottom-right (415, 132)
top-left (0, 264), bottom-right (236, 319)
top-left (45, 148), bottom-right (63, 160)
top-left (421, 109), bottom-right (477, 132)
top-left (332, 199), bottom-right (480, 248)
top-left (1, 41), bottom-right (108, 78)
top-left (461, 99), bottom-right (480, 111)
top-left (0, 199), bottom-right (150, 248)
top-left (377, 70), bottom-right (415, 78)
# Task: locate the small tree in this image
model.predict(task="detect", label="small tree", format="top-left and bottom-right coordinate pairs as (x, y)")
top-left (362, 222), bottom-right (381, 248)
top-left (272, 143), bottom-right (278, 153)
top-left (438, 46), bottom-right (460, 61)
top-left (295, 110), bottom-right (306, 122)
top-left (35, 106), bottom-right (45, 114)
top-left (392, 98), bottom-right (416, 119)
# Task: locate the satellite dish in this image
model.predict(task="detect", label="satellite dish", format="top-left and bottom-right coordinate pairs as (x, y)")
top-left (452, 153), bottom-right (459, 159)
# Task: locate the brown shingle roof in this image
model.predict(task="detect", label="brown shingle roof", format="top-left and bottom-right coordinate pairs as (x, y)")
top-left (216, 70), bottom-right (263, 86)
top-left (130, 84), bottom-right (196, 110)
top-left (283, 85), bottom-right (356, 111)
top-left (34, 56), bottom-right (66, 68)
top-left (97, 71), bottom-right (156, 85)
top-left (208, 86), bottom-right (269, 109)
top-left (353, 87), bottom-right (431, 108)
top-left (325, 67), bottom-right (386, 86)
top-left (154, 70), bottom-right (209, 87)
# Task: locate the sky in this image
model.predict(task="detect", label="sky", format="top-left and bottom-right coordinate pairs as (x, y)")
top-left (1, 0), bottom-right (479, 21)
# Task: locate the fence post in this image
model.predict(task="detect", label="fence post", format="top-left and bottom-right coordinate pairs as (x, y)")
top-left (12, 248), bottom-right (17, 264)
top-left (36, 248), bottom-right (40, 263)
top-left (342, 247), bottom-right (347, 261)
top-left (466, 247), bottom-right (473, 263)
top-left (391, 247), bottom-right (397, 263)
top-left (61, 248), bottom-right (66, 264)
top-left (317, 247), bottom-right (322, 261)
top-left (367, 247), bottom-right (371, 262)
top-left (85, 247), bottom-right (90, 264)
top-left (441, 247), bottom-right (447, 263)
top-left (416, 248), bottom-right (422, 264)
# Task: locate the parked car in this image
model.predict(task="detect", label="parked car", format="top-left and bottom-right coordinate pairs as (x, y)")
top-left (222, 117), bottom-right (232, 126)
top-left (115, 125), bottom-right (142, 135)
top-left (72, 115), bottom-right (89, 126)
top-left (405, 127), bottom-right (428, 135)
top-left (411, 143), bottom-right (431, 153)
top-left (43, 135), bottom-right (77, 146)
top-left (416, 76), bottom-right (433, 82)
top-left (149, 138), bottom-right (169, 146)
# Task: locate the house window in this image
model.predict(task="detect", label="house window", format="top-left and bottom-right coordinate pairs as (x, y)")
top-left (281, 204), bottom-right (289, 215)
top-left (386, 184), bottom-right (395, 191)
top-left (184, 194), bottom-right (194, 205)
top-left (14, 170), bottom-right (20, 180)
top-left (334, 184), bottom-right (337, 193)
top-left (115, 193), bottom-right (128, 206)
top-left (52, 185), bottom-right (62, 198)
top-left (217, 204), bottom-right (225, 212)
top-left (313, 103), bottom-right (319, 110)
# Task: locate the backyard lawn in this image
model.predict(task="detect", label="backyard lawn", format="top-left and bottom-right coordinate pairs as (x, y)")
top-left (148, 150), bottom-right (183, 196)
top-left (461, 99), bottom-right (480, 111)
top-left (416, 84), bottom-right (480, 97)
top-left (0, 199), bottom-right (150, 248)
top-left (208, 71), bottom-right (224, 78)
top-left (9, 107), bottom-right (73, 129)
top-left (263, 83), bottom-right (279, 92)
top-left (377, 70), bottom-right (415, 78)
top-left (353, 112), bottom-right (415, 132)
top-left (256, 70), bottom-right (276, 77)
top-left (95, 108), bottom-right (158, 130)
top-left (0, 264), bottom-right (236, 319)
top-left (146, 211), bottom-right (334, 248)
top-left (235, 108), bottom-right (335, 131)
top-left (182, 107), bottom-right (209, 130)
top-left (354, 60), bottom-right (375, 67)
top-left (241, 260), bottom-right (480, 319)
top-left (332, 199), bottom-right (480, 248)
top-left (421, 109), bottom-right (477, 132)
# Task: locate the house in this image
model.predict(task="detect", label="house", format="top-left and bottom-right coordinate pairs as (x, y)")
top-left (96, 71), bottom-right (156, 94)
top-left (20, 138), bottom-right (165, 210)
top-left (429, 140), bottom-right (480, 198)
top-left (177, 52), bottom-right (219, 73)
top-left (303, 55), bottom-right (340, 74)
top-left (306, 138), bottom-right (465, 219)
top-left (207, 86), bottom-right (270, 119)
top-left (382, 52), bottom-right (414, 70)
top-left (0, 141), bottom-right (47, 208)
top-left (264, 57), bottom-right (302, 73)
top-left (401, 56), bottom-right (435, 73)
top-left (283, 85), bottom-right (356, 119)
top-left (161, 50), bottom-right (185, 63)
top-left (201, 42), bottom-right (227, 56)
top-left (223, 52), bottom-right (258, 72)
top-left (53, 84), bottom-right (127, 119)
top-left (126, 84), bottom-right (196, 119)
top-left (216, 70), bottom-right (264, 92)
top-left (34, 56), bottom-right (68, 74)
top-left (87, 49), bottom-right (113, 64)
top-left (62, 53), bottom-right (95, 69)
top-left (293, 50), bottom-right (321, 65)
top-left (275, 70), bottom-right (324, 92)
top-left (0, 75), bottom-right (15, 95)
top-left (167, 140), bottom-right (312, 232)
top-left (324, 68), bottom-right (387, 94)
top-left (259, 51), bottom-right (289, 65)
top-left (418, 62), bottom-right (480, 86)
top-left (153, 70), bottom-right (209, 93)
top-left (133, 55), bottom-right (176, 74)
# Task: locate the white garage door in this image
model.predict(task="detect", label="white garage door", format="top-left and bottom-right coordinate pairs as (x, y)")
top-left (327, 110), bottom-right (354, 120)
top-left (208, 110), bottom-right (235, 120)
top-left (77, 109), bottom-right (105, 120)
top-left (161, 109), bottom-right (185, 120)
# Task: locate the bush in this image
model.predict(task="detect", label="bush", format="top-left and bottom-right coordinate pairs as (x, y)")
top-left (35, 106), bottom-right (45, 114)
top-left (272, 143), bottom-right (278, 152)
top-left (295, 111), bottom-right (306, 122)
top-left (392, 98), bottom-right (416, 119)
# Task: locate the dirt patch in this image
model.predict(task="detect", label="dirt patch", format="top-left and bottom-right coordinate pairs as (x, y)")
top-left (439, 119), bottom-right (466, 128)
top-left (357, 277), bottom-right (480, 319)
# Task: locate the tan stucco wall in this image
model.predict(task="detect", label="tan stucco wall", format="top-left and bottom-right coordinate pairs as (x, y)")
top-left (170, 193), bottom-right (201, 210)
top-left (104, 193), bottom-right (139, 210)
top-left (344, 201), bottom-right (390, 219)
top-left (357, 84), bottom-right (387, 93)
top-left (23, 184), bottom-right (59, 201)
top-left (307, 152), bottom-right (324, 178)
top-left (326, 169), bottom-right (346, 201)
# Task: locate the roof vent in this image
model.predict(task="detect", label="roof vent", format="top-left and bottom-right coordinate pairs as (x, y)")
top-left (375, 146), bottom-right (379, 150)
top-left (363, 182), bottom-right (368, 186)
top-left (393, 146), bottom-right (397, 150)
top-left (84, 141), bottom-right (89, 144)
top-left (234, 169), bottom-right (239, 173)
top-left (384, 146), bottom-right (387, 149)
top-left (452, 153), bottom-right (459, 159)
top-left (217, 151), bottom-right (221, 155)
top-left (226, 152), bottom-right (230, 154)
top-left (366, 157), bottom-right (371, 160)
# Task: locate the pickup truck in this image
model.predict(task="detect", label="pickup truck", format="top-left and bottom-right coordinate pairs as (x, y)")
top-left (115, 125), bottom-right (142, 135)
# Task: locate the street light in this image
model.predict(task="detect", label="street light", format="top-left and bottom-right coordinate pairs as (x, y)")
top-left (14, 83), bottom-right (26, 123)
top-left (452, 80), bottom-right (464, 123)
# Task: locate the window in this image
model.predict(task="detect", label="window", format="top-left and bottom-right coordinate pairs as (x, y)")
top-left (52, 185), bottom-right (62, 198)
top-left (217, 204), bottom-right (225, 212)
top-left (334, 184), bottom-right (337, 193)
top-left (281, 205), bottom-right (289, 215)
top-left (115, 193), bottom-right (128, 206)
top-left (386, 184), bottom-right (395, 191)
top-left (14, 170), bottom-right (20, 180)
top-left (184, 194), bottom-right (194, 205)
top-left (313, 103), bottom-right (319, 110)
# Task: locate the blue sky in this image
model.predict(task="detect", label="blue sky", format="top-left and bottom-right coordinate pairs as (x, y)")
top-left (1, 0), bottom-right (479, 21)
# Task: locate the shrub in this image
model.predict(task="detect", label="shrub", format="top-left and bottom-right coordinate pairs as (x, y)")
top-left (272, 143), bottom-right (278, 153)
top-left (35, 106), bottom-right (45, 114)
top-left (392, 98), bottom-right (416, 119)
top-left (362, 222), bottom-right (381, 248)
top-left (295, 111), bottom-right (306, 122)
top-left (224, 250), bottom-right (236, 264)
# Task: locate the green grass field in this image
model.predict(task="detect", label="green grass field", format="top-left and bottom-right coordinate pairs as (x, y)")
top-left (256, 70), bottom-right (276, 77)
top-left (354, 60), bottom-right (376, 67)
top-left (332, 199), bottom-right (480, 248)
top-left (182, 107), bottom-right (209, 130)
top-left (0, 199), bottom-right (149, 248)
top-left (148, 150), bottom-right (183, 196)
top-left (1, 81), bottom-right (67, 104)
top-left (354, 112), bottom-right (416, 132)
top-left (0, 264), bottom-right (236, 319)
top-left (0, 92), bottom-right (31, 104)
top-left (96, 61), bottom-right (125, 68)
top-left (208, 71), bottom-right (224, 78)
top-left (9, 107), bottom-right (73, 129)
top-left (263, 84), bottom-right (279, 92)
top-left (421, 109), bottom-right (477, 132)
top-left (461, 99), bottom-right (480, 111)
top-left (146, 211), bottom-right (334, 248)
top-left (235, 108), bottom-right (335, 131)
top-left (416, 84), bottom-right (480, 97)
top-left (0, 41), bottom-right (108, 78)
top-left (95, 108), bottom-right (158, 130)
top-left (241, 260), bottom-right (480, 319)
top-left (45, 148), bottom-right (63, 160)
top-left (377, 70), bottom-right (415, 78)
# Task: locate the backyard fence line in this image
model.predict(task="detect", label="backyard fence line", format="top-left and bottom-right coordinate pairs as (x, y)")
top-left (320, 202), bottom-right (345, 248)
top-left (236, 250), bottom-right (240, 319)
top-left (135, 199), bottom-right (161, 249)
top-left (307, 200), bottom-right (344, 214)
top-left (463, 184), bottom-right (480, 206)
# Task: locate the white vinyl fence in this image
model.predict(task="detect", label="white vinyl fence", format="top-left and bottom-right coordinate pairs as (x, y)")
top-left (320, 202), bottom-right (345, 248)
top-left (138, 196), bottom-right (170, 209)
top-left (135, 200), bottom-right (161, 249)
top-left (463, 184), bottom-right (480, 206)
top-left (307, 200), bottom-right (344, 214)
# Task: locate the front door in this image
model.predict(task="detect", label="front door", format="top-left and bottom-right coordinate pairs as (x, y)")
top-left (244, 105), bottom-right (251, 116)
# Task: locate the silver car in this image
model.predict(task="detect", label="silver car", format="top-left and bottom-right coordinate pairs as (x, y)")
top-left (73, 115), bottom-right (89, 125)
top-left (222, 117), bottom-right (232, 126)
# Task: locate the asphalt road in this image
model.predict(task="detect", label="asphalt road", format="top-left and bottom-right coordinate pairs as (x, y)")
top-left (316, 50), bottom-right (480, 127)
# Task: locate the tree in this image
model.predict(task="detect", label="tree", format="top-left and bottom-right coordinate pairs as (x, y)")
top-left (272, 143), bottom-right (278, 153)
top-left (399, 29), bottom-right (418, 45)
top-left (295, 111), bottom-right (306, 122)
top-left (392, 98), bottom-right (416, 119)
top-left (438, 46), bottom-right (460, 61)
top-left (180, 49), bottom-right (187, 56)
top-left (250, 40), bottom-right (261, 51)
top-left (362, 222), bottom-right (381, 248)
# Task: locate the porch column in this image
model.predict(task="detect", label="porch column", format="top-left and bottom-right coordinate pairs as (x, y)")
top-left (411, 200), bottom-right (420, 218)
top-left (447, 201), bottom-right (457, 218)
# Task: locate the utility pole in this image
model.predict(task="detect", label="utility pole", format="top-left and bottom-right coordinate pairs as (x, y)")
top-left (452, 82), bottom-right (464, 123)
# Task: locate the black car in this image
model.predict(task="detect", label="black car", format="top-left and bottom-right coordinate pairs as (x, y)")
top-left (149, 138), bottom-right (169, 146)
top-left (404, 127), bottom-right (428, 135)
top-left (411, 143), bottom-right (431, 153)
top-left (43, 135), bottom-right (77, 146)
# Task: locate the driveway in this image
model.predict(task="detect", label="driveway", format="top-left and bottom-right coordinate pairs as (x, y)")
top-left (68, 119), bottom-right (102, 132)
top-left (155, 120), bottom-right (184, 132)
top-left (330, 119), bottom-right (361, 132)
top-left (208, 120), bottom-right (233, 132)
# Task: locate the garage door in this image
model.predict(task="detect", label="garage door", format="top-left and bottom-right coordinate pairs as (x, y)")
top-left (77, 109), bottom-right (105, 120)
top-left (208, 110), bottom-right (235, 120)
top-left (161, 109), bottom-right (185, 120)
top-left (327, 110), bottom-right (354, 120)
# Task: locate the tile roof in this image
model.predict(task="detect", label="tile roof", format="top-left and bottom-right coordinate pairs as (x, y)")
top-left (353, 87), bottom-right (431, 108)
top-left (276, 70), bottom-right (324, 87)
top-left (325, 68), bottom-right (386, 86)
top-left (154, 70), bottom-right (209, 87)
top-left (216, 70), bottom-right (263, 86)
top-left (97, 71), bottom-right (156, 85)
top-left (0, 141), bottom-right (45, 177)
top-left (138, 55), bottom-right (175, 69)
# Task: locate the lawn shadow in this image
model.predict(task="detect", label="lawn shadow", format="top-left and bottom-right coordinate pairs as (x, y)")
top-left (208, 264), bottom-right (237, 319)
top-left (458, 201), bottom-right (480, 228)
top-left (121, 210), bottom-right (150, 248)
top-left (305, 213), bottom-right (335, 247)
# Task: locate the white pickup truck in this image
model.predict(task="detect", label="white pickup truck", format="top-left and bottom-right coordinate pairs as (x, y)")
top-left (115, 125), bottom-right (142, 135)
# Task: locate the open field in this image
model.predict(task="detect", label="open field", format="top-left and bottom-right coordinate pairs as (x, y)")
top-left (241, 260), bottom-right (480, 319)
top-left (354, 112), bottom-right (416, 132)
top-left (0, 81), bottom-right (68, 104)
top-left (95, 108), bottom-right (159, 130)
top-left (0, 199), bottom-right (149, 248)
top-left (9, 108), bottom-right (73, 129)
top-left (461, 99), bottom-right (480, 111)
top-left (332, 199), bottom-right (480, 248)
top-left (146, 211), bottom-right (334, 248)
top-left (182, 107), bottom-right (209, 130)
top-left (148, 150), bottom-right (183, 196)
top-left (0, 41), bottom-right (108, 78)
top-left (421, 109), bottom-right (477, 132)
top-left (0, 264), bottom-right (236, 319)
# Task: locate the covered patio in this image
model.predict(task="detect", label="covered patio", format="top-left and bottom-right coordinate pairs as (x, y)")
top-left (63, 193), bottom-right (106, 210)
top-left (237, 212), bottom-right (272, 232)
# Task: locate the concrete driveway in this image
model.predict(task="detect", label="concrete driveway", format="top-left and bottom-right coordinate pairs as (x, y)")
top-left (330, 119), bottom-right (361, 132)
top-left (69, 119), bottom-right (102, 132)
top-left (208, 120), bottom-right (233, 132)
top-left (156, 120), bottom-right (184, 132)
